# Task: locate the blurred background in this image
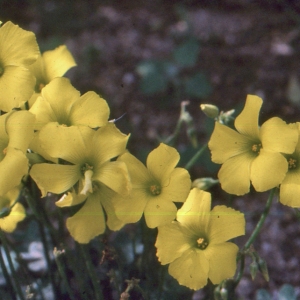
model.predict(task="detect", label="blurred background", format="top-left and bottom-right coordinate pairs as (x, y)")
top-left (2, 0), bottom-right (300, 299)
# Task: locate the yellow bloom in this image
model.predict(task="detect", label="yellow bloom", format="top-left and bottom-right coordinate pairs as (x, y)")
top-left (30, 77), bottom-right (109, 130)
top-left (0, 187), bottom-right (25, 232)
top-left (0, 111), bottom-right (35, 195)
top-left (0, 21), bottom-right (39, 111)
top-left (209, 95), bottom-right (298, 195)
top-left (113, 143), bottom-right (191, 228)
top-left (279, 123), bottom-right (300, 207)
top-left (155, 188), bottom-right (245, 290)
top-left (29, 123), bottom-right (130, 243)
top-left (27, 45), bottom-right (77, 107)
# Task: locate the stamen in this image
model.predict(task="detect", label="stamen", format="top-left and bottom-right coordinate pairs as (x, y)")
top-left (149, 184), bottom-right (161, 195)
top-left (196, 237), bottom-right (209, 250)
top-left (251, 143), bottom-right (262, 154)
top-left (288, 157), bottom-right (297, 169)
top-left (80, 169), bottom-right (94, 195)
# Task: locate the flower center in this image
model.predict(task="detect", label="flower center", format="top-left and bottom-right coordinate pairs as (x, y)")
top-left (38, 82), bottom-right (45, 92)
top-left (149, 184), bottom-right (161, 195)
top-left (80, 163), bottom-right (94, 195)
top-left (287, 157), bottom-right (298, 169)
top-left (196, 237), bottom-right (209, 250)
top-left (251, 143), bottom-right (262, 154)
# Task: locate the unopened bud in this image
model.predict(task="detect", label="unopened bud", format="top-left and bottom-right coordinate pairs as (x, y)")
top-left (192, 177), bottom-right (219, 190)
top-left (250, 261), bottom-right (258, 280)
top-left (220, 287), bottom-right (228, 300)
top-left (258, 258), bottom-right (269, 282)
top-left (200, 104), bottom-right (219, 118)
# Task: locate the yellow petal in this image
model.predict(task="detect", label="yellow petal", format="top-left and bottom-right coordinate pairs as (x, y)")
top-left (29, 131), bottom-right (58, 163)
top-left (251, 149), bottom-right (287, 192)
top-left (112, 189), bottom-right (148, 224)
top-left (118, 152), bottom-right (151, 187)
top-left (144, 197), bottom-right (178, 228)
top-left (0, 21), bottom-right (39, 66)
top-left (208, 206), bottom-right (245, 243)
top-left (93, 161), bottom-right (131, 196)
top-left (55, 191), bottom-right (87, 208)
top-left (66, 196), bottom-right (105, 244)
top-left (6, 111), bottom-right (35, 152)
top-left (177, 188), bottom-right (211, 233)
top-left (0, 65), bottom-right (35, 111)
top-left (209, 122), bottom-right (254, 164)
top-left (147, 144), bottom-right (179, 182)
top-left (69, 91), bottom-right (109, 127)
top-left (0, 202), bottom-right (25, 232)
top-left (160, 167), bottom-right (191, 203)
top-left (204, 242), bottom-right (239, 284)
top-left (156, 221), bottom-right (194, 264)
top-left (41, 77), bottom-right (80, 124)
top-left (38, 123), bottom-right (93, 163)
top-left (30, 95), bottom-right (57, 130)
top-left (100, 186), bottom-right (125, 231)
top-left (280, 171), bottom-right (300, 207)
top-left (0, 148), bottom-right (28, 196)
top-left (42, 45), bottom-right (76, 81)
top-left (260, 117), bottom-right (298, 154)
top-left (92, 123), bottom-right (129, 164)
top-left (234, 95), bottom-right (262, 139)
top-left (168, 248), bottom-right (209, 290)
top-left (30, 164), bottom-right (81, 197)
top-left (218, 152), bottom-right (253, 195)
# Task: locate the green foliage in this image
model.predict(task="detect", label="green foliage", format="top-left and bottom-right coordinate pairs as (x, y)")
top-left (278, 284), bottom-right (297, 300)
top-left (136, 37), bottom-right (212, 101)
top-left (255, 289), bottom-right (272, 300)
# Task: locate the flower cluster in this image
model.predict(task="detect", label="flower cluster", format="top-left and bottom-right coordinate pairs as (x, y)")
top-left (208, 94), bottom-right (300, 207)
top-left (0, 20), bottom-right (246, 292)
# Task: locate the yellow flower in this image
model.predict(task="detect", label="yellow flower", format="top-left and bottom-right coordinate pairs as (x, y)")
top-left (0, 187), bottom-right (25, 232)
top-left (29, 123), bottom-right (131, 243)
top-left (0, 21), bottom-right (39, 111)
top-left (113, 143), bottom-right (191, 228)
top-left (30, 77), bottom-right (109, 130)
top-left (0, 111), bottom-right (35, 195)
top-left (155, 188), bottom-right (245, 290)
top-left (27, 45), bottom-right (77, 107)
top-left (279, 123), bottom-right (300, 207)
top-left (209, 95), bottom-right (298, 195)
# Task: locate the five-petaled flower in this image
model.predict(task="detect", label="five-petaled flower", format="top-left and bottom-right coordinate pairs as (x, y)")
top-left (209, 95), bottom-right (298, 195)
top-left (112, 143), bottom-right (191, 228)
top-left (29, 123), bottom-right (131, 243)
top-left (155, 188), bottom-right (245, 290)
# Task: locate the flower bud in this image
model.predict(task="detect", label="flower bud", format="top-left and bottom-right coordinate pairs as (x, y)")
top-left (258, 257), bottom-right (269, 282)
top-left (250, 261), bottom-right (258, 280)
top-left (200, 104), bottom-right (219, 118)
top-left (192, 177), bottom-right (219, 190)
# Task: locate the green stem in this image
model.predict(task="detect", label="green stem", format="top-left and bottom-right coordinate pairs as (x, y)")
top-left (0, 230), bottom-right (25, 300)
top-left (234, 188), bottom-right (276, 287)
top-left (79, 243), bottom-right (104, 300)
top-left (185, 143), bottom-right (207, 170)
top-left (0, 244), bottom-right (16, 300)
top-left (243, 188), bottom-right (275, 251)
top-left (164, 118), bottom-right (183, 146)
top-left (54, 250), bottom-right (76, 300)
top-left (37, 221), bottom-right (60, 299)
